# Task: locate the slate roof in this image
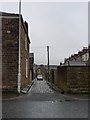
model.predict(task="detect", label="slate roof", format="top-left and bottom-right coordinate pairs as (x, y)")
top-left (69, 61), bottom-right (86, 66)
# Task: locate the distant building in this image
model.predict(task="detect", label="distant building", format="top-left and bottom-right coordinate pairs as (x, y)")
top-left (44, 65), bottom-right (58, 70)
top-left (1, 12), bottom-right (30, 92)
top-left (64, 47), bottom-right (89, 66)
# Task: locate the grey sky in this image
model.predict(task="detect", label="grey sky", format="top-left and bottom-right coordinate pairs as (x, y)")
top-left (1, 2), bottom-right (88, 65)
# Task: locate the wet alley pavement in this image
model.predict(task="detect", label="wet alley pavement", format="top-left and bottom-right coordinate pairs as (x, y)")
top-left (2, 79), bottom-right (89, 118)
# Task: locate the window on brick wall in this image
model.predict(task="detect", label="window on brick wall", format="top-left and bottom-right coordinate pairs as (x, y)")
top-left (26, 59), bottom-right (28, 78)
top-left (25, 35), bottom-right (27, 51)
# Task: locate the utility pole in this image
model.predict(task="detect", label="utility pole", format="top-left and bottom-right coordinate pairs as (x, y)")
top-left (47, 46), bottom-right (50, 81)
top-left (19, 0), bottom-right (21, 14)
top-left (18, 0), bottom-right (21, 93)
top-left (88, 2), bottom-right (90, 65)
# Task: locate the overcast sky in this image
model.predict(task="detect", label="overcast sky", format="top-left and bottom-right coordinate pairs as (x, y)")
top-left (1, 2), bottom-right (88, 65)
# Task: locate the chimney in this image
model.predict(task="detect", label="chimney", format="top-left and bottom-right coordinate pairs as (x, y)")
top-left (78, 51), bottom-right (82, 54)
top-left (25, 21), bottom-right (28, 32)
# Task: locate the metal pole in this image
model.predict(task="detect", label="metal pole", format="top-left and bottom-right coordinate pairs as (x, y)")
top-left (18, 0), bottom-right (21, 93)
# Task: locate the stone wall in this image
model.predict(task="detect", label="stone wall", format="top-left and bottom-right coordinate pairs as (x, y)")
top-left (2, 13), bottom-right (30, 92)
top-left (2, 17), bottom-right (19, 91)
top-left (50, 69), bottom-right (57, 84)
top-left (0, 15), bottom-right (2, 90)
top-left (50, 66), bottom-right (89, 93)
top-left (57, 67), bottom-right (68, 93)
top-left (57, 66), bottom-right (89, 93)
top-left (20, 19), bottom-right (30, 89)
top-left (66, 66), bottom-right (89, 93)
top-left (29, 56), bottom-right (34, 83)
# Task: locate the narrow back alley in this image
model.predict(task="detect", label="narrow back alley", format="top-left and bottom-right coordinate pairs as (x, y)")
top-left (2, 79), bottom-right (88, 118)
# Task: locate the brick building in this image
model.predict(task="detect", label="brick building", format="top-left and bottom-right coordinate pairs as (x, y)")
top-left (1, 12), bottom-right (30, 92)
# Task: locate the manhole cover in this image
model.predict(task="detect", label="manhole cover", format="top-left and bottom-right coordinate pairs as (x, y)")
top-left (65, 99), bottom-right (71, 101)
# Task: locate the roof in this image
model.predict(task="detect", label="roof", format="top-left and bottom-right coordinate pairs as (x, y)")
top-left (64, 47), bottom-right (89, 62)
top-left (0, 12), bottom-right (19, 17)
top-left (44, 65), bottom-right (58, 70)
top-left (69, 61), bottom-right (86, 66)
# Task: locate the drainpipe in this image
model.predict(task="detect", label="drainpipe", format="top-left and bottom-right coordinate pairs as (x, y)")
top-left (18, 0), bottom-right (21, 93)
